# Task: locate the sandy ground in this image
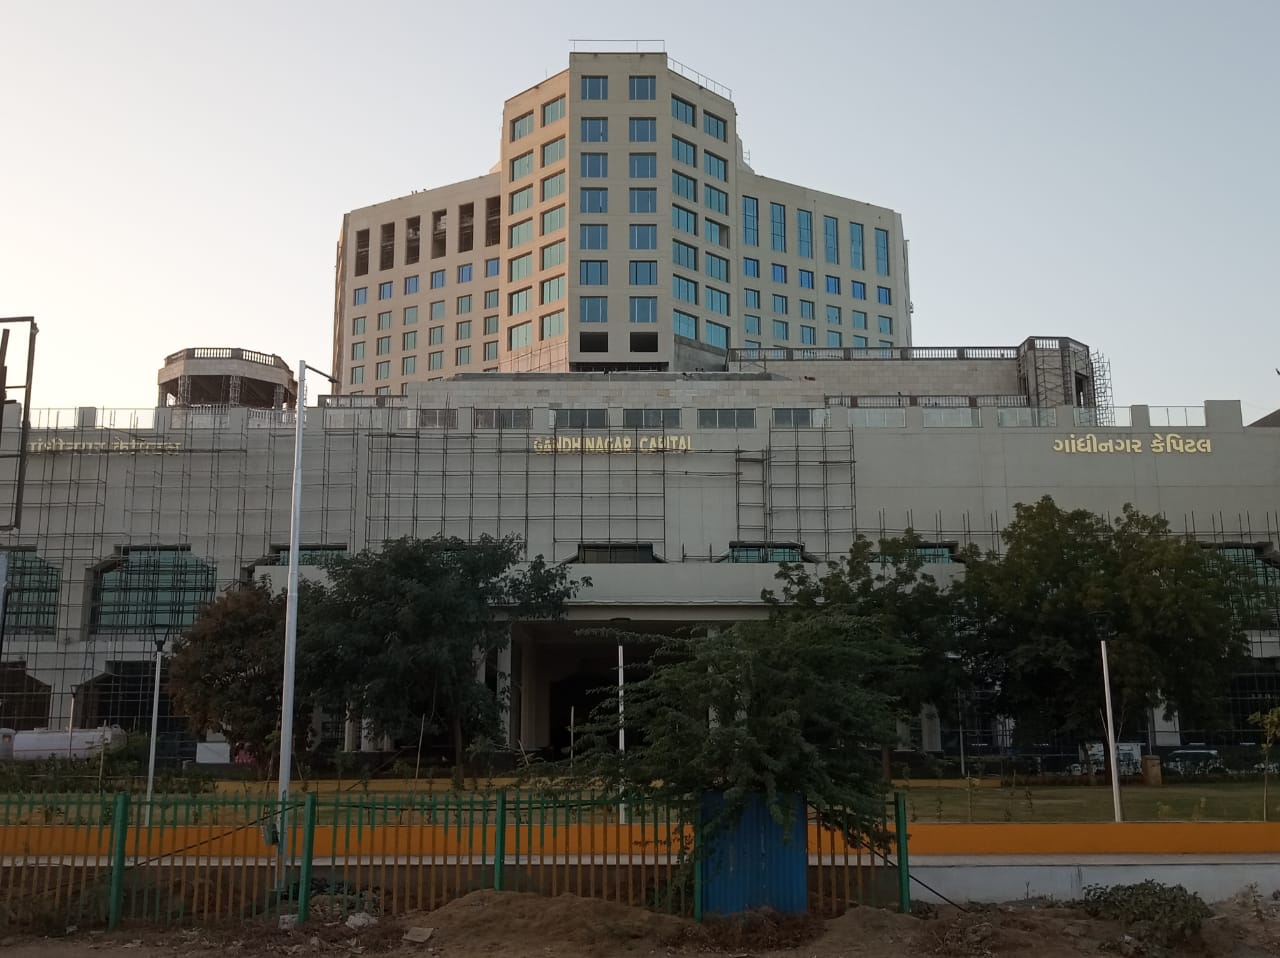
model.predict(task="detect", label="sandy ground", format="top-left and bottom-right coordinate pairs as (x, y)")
top-left (3, 888), bottom-right (1280, 957)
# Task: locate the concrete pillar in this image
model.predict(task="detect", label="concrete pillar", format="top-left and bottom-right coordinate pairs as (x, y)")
top-left (497, 639), bottom-right (512, 746)
top-left (343, 716), bottom-right (358, 752)
top-left (360, 717), bottom-right (378, 752)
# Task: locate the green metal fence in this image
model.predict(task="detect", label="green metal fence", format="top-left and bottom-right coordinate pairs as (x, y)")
top-left (0, 789), bottom-right (902, 931)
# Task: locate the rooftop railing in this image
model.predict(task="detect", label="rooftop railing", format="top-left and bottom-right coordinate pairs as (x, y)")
top-left (162, 347), bottom-right (291, 371)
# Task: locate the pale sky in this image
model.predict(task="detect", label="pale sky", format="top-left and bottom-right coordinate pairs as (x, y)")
top-left (2, 1), bottom-right (1277, 420)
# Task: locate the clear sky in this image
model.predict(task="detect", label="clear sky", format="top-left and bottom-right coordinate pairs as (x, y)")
top-left (2, 1), bottom-right (1277, 420)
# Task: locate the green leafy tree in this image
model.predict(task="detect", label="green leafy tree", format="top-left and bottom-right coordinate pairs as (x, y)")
top-left (571, 610), bottom-right (913, 846)
top-left (767, 532), bottom-right (964, 774)
top-left (1249, 707), bottom-right (1280, 821)
top-left (169, 581), bottom-right (306, 773)
top-left (956, 497), bottom-right (1248, 756)
top-left (300, 534), bottom-right (586, 787)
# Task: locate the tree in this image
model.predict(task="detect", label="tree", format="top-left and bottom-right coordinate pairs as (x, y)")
top-left (766, 532), bottom-right (964, 775)
top-left (169, 581), bottom-right (303, 772)
top-left (955, 497), bottom-right (1248, 757)
top-left (1250, 707), bottom-right (1280, 821)
top-left (572, 610), bottom-right (914, 846)
top-left (300, 534), bottom-right (586, 787)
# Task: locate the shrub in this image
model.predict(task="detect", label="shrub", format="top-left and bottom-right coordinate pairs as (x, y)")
top-left (1078, 880), bottom-right (1211, 946)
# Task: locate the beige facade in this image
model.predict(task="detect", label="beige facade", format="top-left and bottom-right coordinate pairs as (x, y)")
top-left (332, 52), bottom-right (912, 395)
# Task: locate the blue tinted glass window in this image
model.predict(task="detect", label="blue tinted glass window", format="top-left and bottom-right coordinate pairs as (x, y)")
top-left (706, 287), bottom-right (729, 315)
top-left (769, 203), bottom-right (786, 252)
top-left (771, 263), bottom-right (787, 283)
top-left (580, 152), bottom-right (608, 177)
top-left (705, 321), bottom-right (729, 348)
top-left (380, 281), bottom-right (394, 299)
top-left (879, 315), bottom-right (893, 335)
top-left (853, 334), bottom-right (868, 348)
top-left (672, 136), bottom-right (696, 166)
top-left (630, 296), bottom-right (657, 322)
top-left (671, 96), bottom-right (695, 126)
top-left (800, 300), bottom-right (814, 319)
top-left (850, 222), bottom-right (864, 269)
top-left (742, 197), bottom-right (759, 246)
top-left (745, 314), bottom-right (761, 335)
top-left (580, 296), bottom-right (608, 323)
top-left (771, 319), bottom-right (789, 340)
top-left (703, 151), bottom-right (727, 181)
top-left (797, 210), bottom-right (813, 258)
top-left (629, 224), bottom-right (657, 249)
top-left (772, 294), bottom-right (788, 314)
top-left (799, 269), bottom-right (814, 289)
top-left (457, 264), bottom-right (473, 283)
top-left (826, 305), bottom-right (841, 325)
top-left (673, 275), bottom-right (699, 305)
top-left (673, 240), bottom-right (698, 270)
top-left (827, 330), bottom-right (842, 347)
top-left (673, 171), bottom-right (697, 201)
top-left (672, 205), bottom-right (698, 236)
top-left (706, 253), bottom-right (729, 282)
top-left (704, 184), bottom-right (728, 214)
top-left (510, 152), bottom-right (533, 179)
top-left (581, 118), bottom-right (608, 142)
top-left (705, 219), bottom-right (726, 247)
top-left (703, 112), bottom-right (727, 141)
top-left (629, 75), bottom-right (656, 100)
top-left (629, 117), bottom-right (656, 142)
top-left (580, 260), bottom-right (608, 285)
top-left (673, 309), bottom-right (698, 338)
top-left (743, 257), bottom-right (759, 277)
top-left (875, 228), bottom-right (890, 275)
top-left (744, 288), bottom-right (760, 308)
top-left (823, 216), bottom-right (839, 264)
top-left (877, 286), bottom-right (892, 305)
top-left (580, 224), bottom-right (608, 249)
top-left (825, 275), bottom-right (840, 294)
top-left (629, 188), bottom-right (657, 213)
top-left (851, 281), bottom-right (866, 300)
top-left (353, 287), bottom-right (367, 305)
top-left (580, 188), bottom-right (608, 213)
top-left (852, 310), bottom-right (867, 330)
top-left (405, 275), bottom-right (419, 294)
top-left (800, 325), bottom-right (816, 345)
top-left (629, 260), bottom-right (657, 285)
top-left (581, 76), bottom-right (608, 99)
top-left (485, 258), bottom-right (500, 277)
top-left (629, 153), bottom-right (657, 177)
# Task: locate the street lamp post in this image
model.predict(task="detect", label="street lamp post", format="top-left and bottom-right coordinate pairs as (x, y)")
top-left (1092, 612), bottom-right (1124, 823)
top-left (144, 628), bottom-right (170, 825)
top-left (276, 361), bottom-right (335, 883)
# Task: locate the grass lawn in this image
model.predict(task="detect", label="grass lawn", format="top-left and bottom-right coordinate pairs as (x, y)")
top-left (897, 780), bottom-right (1278, 823)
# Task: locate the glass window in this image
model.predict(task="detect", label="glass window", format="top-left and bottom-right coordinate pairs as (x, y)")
top-left (629, 152), bottom-right (657, 177)
top-left (510, 151), bottom-right (533, 180)
top-left (540, 274), bottom-right (565, 303)
top-left (849, 222), bottom-right (864, 269)
top-left (542, 96), bottom-right (566, 125)
top-left (484, 315), bottom-right (499, 335)
top-left (404, 306), bottom-right (420, 325)
top-left (456, 345), bottom-right (471, 365)
top-left (629, 187), bottom-right (657, 212)
top-left (823, 216), bottom-right (839, 264)
top-left (509, 287), bottom-right (532, 315)
top-left (350, 365), bottom-right (364, 384)
top-left (509, 252), bottom-right (533, 281)
top-left (404, 275), bottom-right (419, 294)
top-left (629, 117), bottom-right (656, 142)
top-left (458, 264), bottom-right (473, 283)
top-left (580, 188), bottom-right (608, 213)
top-left (541, 170), bottom-right (565, 200)
top-left (579, 296), bottom-right (608, 323)
top-left (430, 270), bottom-right (446, 289)
top-left (541, 204), bottom-right (565, 234)
top-left (629, 75), bottom-right (656, 100)
top-left (769, 202), bottom-right (786, 251)
top-left (799, 269), bottom-right (814, 289)
top-left (771, 263), bottom-right (787, 284)
top-left (875, 228), bottom-right (890, 275)
top-left (672, 136), bottom-right (696, 167)
top-left (375, 360), bottom-right (390, 380)
top-left (623, 408), bottom-right (681, 429)
top-left (541, 239), bottom-right (566, 269)
top-left (797, 210), bottom-right (813, 258)
top-left (673, 274), bottom-right (698, 305)
top-left (800, 325), bottom-right (816, 345)
top-left (671, 95), bottom-right (695, 125)
top-left (580, 260), bottom-right (608, 285)
top-left (853, 334), bottom-right (868, 348)
top-left (878, 286), bottom-right (892, 305)
top-left (629, 224), bottom-right (657, 249)
top-left (673, 309), bottom-right (698, 338)
top-left (703, 151), bottom-right (727, 181)
top-left (744, 314), bottom-right (760, 334)
top-left (542, 136), bottom-right (566, 166)
top-left (540, 309), bottom-right (565, 338)
top-left (509, 321), bottom-right (533, 349)
top-left (827, 330), bottom-right (842, 347)
top-left (379, 310), bottom-right (394, 328)
top-left (852, 310), bottom-right (867, 330)
top-left (351, 341), bottom-right (365, 360)
top-left (672, 205), bottom-right (698, 236)
top-left (511, 111), bottom-right (534, 141)
top-left (581, 75), bottom-right (608, 99)
top-left (510, 185), bottom-right (533, 213)
top-left (672, 170), bottom-right (697, 201)
top-left (428, 351), bottom-right (443, 369)
top-left (706, 287), bottom-right (729, 315)
top-left (454, 321), bottom-right (471, 341)
top-left (581, 117), bottom-right (608, 142)
top-left (379, 281), bottom-right (393, 299)
top-left (705, 218), bottom-right (728, 247)
top-left (580, 223), bottom-right (608, 249)
top-left (703, 111), bottom-right (727, 141)
top-left (879, 315), bottom-right (894, 335)
top-left (706, 252), bottom-right (729, 282)
top-left (580, 152), bottom-right (608, 177)
top-left (698, 408), bottom-right (756, 429)
top-left (800, 299), bottom-right (814, 319)
top-left (704, 321), bottom-right (729, 348)
top-left (484, 289), bottom-right (499, 308)
top-left (673, 239), bottom-right (698, 270)
top-left (704, 184), bottom-right (728, 214)
top-left (772, 293), bottom-right (788, 314)
top-left (629, 260), bottom-right (657, 285)
top-left (456, 294), bottom-right (472, 314)
top-left (509, 219), bottom-right (533, 247)
top-left (826, 305), bottom-right (841, 325)
top-left (484, 340), bottom-right (499, 359)
top-left (851, 281), bottom-right (866, 300)
top-left (353, 287), bottom-right (367, 305)
top-left (402, 355), bottom-right (417, 375)
top-left (744, 288), bottom-right (760, 308)
top-left (485, 257), bottom-right (500, 277)
top-left (629, 296), bottom-right (657, 323)
top-left (825, 275), bottom-right (840, 294)
top-left (771, 319), bottom-right (789, 340)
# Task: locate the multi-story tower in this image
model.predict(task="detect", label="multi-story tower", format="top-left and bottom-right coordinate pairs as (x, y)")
top-left (333, 50), bottom-right (911, 395)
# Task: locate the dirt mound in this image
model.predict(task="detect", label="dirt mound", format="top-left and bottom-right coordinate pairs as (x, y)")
top-left (426, 889), bottom-right (690, 955)
top-left (825, 903), bottom-right (921, 941)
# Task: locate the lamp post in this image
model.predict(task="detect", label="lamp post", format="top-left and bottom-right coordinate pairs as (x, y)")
top-left (1092, 612), bottom-right (1123, 823)
top-left (144, 626), bottom-right (171, 825)
top-left (276, 361), bottom-right (335, 882)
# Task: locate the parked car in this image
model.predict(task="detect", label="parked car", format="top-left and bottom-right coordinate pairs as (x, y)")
top-left (1164, 748), bottom-right (1226, 777)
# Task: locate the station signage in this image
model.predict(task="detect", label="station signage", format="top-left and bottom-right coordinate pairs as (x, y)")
top-left (26, 438), bottom-right (183, 455)
top-left (1052, 434), bottom-right (1212, 455)
top-left (531, 435), bottom-right (693, 454)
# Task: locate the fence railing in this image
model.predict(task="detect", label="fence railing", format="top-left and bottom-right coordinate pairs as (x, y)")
top-left (0, 790), bottom-right (901, 931)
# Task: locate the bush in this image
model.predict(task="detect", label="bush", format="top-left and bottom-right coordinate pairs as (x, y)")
top-left (1078, 880), bottom-right (1211, 946)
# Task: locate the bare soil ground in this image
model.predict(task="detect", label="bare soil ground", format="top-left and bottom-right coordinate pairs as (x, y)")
top-left (3, 888), bottom-right (1280, 958)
